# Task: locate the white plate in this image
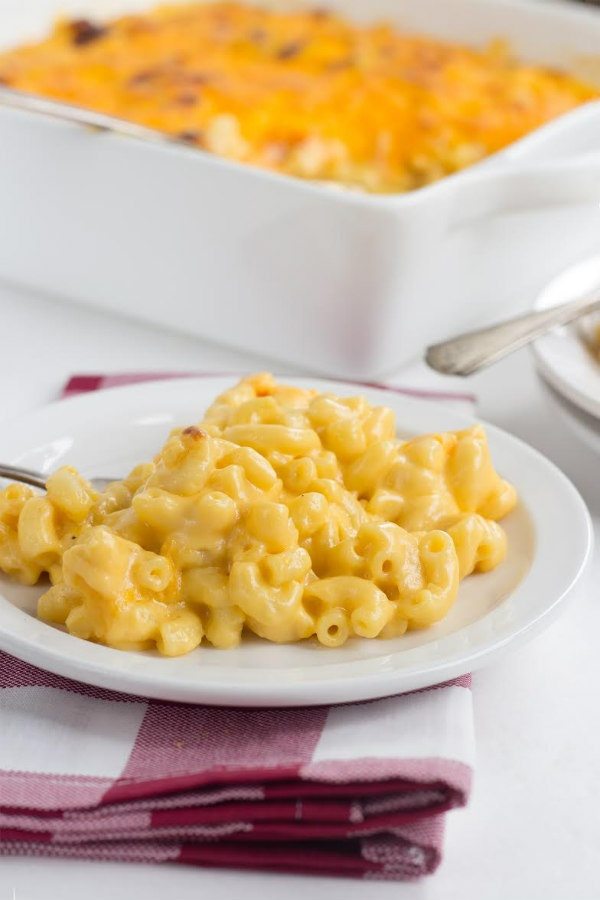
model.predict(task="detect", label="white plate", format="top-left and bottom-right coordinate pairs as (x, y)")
top-left (533, 255), bottom-right (600, 419)
top-left (0, 376), bottom-right (592, 706)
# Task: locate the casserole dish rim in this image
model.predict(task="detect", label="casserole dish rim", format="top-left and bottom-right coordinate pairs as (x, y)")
top-left (3, 0), bottom-right (600, 211)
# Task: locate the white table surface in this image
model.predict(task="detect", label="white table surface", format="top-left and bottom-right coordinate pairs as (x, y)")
top-left (0, 281), bottom-right (599, 900)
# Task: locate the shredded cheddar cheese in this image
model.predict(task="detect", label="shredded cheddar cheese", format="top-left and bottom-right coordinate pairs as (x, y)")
top-left (0, 2), bottom-right (597, 192)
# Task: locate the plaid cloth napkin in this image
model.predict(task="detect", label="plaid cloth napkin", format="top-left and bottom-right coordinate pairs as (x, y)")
top-left (0, 372), bottom-right (476, 880)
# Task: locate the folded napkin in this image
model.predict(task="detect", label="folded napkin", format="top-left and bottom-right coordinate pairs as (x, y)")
top-left (0, 371), bottom-right (476, 880)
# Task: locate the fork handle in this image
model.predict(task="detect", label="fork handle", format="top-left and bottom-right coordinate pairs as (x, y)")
top-left (0, 464), bottom-right (47, 489)
top-left (426, 293), bottom-right (600, 376)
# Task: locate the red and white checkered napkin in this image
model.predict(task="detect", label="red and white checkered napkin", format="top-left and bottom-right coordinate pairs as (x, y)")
top-left (0, 372), bottom-right (477, 880)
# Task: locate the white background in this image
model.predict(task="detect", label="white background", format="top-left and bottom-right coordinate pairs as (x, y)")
top-left (0, 277), bottom-right (599, 900)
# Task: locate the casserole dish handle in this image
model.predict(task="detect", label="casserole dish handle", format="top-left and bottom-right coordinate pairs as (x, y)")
top-left (447, 153), bottom-right (600, 227)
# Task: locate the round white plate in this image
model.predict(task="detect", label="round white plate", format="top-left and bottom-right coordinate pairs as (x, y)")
top-left (0, 376), bottom-right (592, 706)
top-left (533, 254), bottom-right (600, 419)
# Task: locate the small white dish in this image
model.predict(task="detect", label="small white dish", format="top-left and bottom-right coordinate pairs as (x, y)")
top-left (533, 254), bottom-right (600, 419)
top-left (0, 376), bottom-right (592, 706)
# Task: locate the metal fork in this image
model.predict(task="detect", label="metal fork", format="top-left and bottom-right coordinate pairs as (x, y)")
top-left (0, 464), bottom-right (115, 492)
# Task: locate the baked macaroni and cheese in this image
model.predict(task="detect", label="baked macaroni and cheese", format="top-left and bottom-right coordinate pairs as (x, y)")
top-left (0, 374), bottom-right (517, 655)
top-left (0, 2), bottom-right (596, 192)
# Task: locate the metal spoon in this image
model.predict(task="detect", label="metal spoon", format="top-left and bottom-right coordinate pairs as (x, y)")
top-left (426, 291), bottom-right (600, 376)
top-left (0, 464), bottom-right (115, 492)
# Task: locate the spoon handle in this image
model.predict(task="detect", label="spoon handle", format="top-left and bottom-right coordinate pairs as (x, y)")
top-left (0, 464), bottom-right (117, 492)
top-left (426, 293), bottom-right (600, 377)
top-left (0, 464), bottom-right (47, 490)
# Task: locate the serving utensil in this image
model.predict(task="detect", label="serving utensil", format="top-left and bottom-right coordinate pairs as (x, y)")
top-left (426, 292), bottom-right (600, 376)
top-left (0, 465), bottom-right (114, 492)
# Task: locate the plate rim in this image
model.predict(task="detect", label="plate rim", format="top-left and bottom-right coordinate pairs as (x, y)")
top-left (0, 374), bottom-right (593, 706)
top-left (532, 254), bottom-right (600, 420)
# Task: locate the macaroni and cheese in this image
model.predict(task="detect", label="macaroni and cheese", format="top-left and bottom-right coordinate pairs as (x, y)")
top-left (0, 374), bottom-right (517, 654)
top-left (0, 3), bottom-right (596, 193)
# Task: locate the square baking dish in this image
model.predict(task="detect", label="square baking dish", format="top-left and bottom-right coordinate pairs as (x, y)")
top-left (1, 0), bottom-right (600, 378)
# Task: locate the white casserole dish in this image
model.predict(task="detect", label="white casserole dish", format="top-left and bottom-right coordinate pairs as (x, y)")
top-left (2, 0), bottom-right (600, 378)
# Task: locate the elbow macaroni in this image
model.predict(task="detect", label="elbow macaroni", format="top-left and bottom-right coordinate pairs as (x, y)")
top-left (0, 373), bottom-right (517, 655)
